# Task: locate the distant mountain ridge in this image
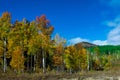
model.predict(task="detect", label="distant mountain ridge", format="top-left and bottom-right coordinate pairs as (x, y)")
top-left (74, 42), bottom-right (120, 54)
top-left (74, 42), bottom-right (97, 48)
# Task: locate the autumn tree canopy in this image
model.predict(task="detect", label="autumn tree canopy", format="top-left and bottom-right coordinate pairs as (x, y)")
top-left (0, 12), bottom-right (114, 74)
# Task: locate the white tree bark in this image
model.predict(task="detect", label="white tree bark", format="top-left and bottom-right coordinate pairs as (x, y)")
top-left (3, 38), bottom-right (7, 72)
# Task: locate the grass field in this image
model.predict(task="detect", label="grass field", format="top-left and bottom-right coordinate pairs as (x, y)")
top-left (0, 62), bottom-right (120, 80)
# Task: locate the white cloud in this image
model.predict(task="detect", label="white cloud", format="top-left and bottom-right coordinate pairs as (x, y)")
top-left (68, 37), bottom-right (89, 45)
top-left (105, 16), bottom-right (120, 45)
top-left (68, 15), bottom-right (120, 45)
top-left (107, 26), bottom-right (120, 45)
top-left (100, 0), bottom-right (120, 44)
top-left (68, 37), bottom-right (107, 45)
top-left (92, 40), bottom-right (108, 45)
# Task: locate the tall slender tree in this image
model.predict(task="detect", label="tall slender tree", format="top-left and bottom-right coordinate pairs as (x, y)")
top-left (53, 34), bottom-right (66, 71)
top-left (0, 12), bottom-right (11, 72)
top-left (36, 15), bottom-right (54, 73)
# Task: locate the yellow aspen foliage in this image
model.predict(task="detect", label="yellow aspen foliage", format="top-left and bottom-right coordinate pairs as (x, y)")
top-left (0, 46), bottom-right (3, 64)
top-left (81, 48), bottom-right (87, 69)
top-left (64, 46), bottom-right (77, 70)
top-left (104, 54), bottom-right (112, 70)
top-left (7, 39), bottom-right (14, 57)
top-left (0, 12), bottom-right (11, 72)
top-left (53, 44), bottom-right (64, 65)
top-left (76, 48), bottom-right (87, 71)
top-left (0, 41), bottom-right (3, 56)
top-left (93, 47), bottom-right (101, 70)
top-left (10, 46), bottom-right (25, 72)
top-left (64, 46), bottom-right (88, 71)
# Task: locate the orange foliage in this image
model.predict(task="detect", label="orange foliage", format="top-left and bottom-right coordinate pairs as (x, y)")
top-left (53, 54), bottom-right (62, 66)
top-left (10, 46), bottom-right (25, 72)
top-left (36, 15), bottom-right (54, 36)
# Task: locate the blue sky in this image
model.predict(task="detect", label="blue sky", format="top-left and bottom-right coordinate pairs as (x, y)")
top-left (1, 0), bottom-right (120, 45)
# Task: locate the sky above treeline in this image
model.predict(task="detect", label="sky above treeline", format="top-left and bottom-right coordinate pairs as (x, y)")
top-left (1, 0), bottom-right (120, 45)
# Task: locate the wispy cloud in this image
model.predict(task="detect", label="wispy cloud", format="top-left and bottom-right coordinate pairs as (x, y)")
top-left (92, 40), bottom-right (108, 45)
top-left (107, 23), bottom-right (120, 45)
top-left (69, 16), bottom-right (120, 45)
top-left (109, 0), bottom-right (120, 7)
top-left (103, 21), bottom-right (117, 27)
top-left (104, 16), bottom-right (120, 27)
top-left (102, 15), bottom-right (120, 45)
top-left (68, 0), bottom-right (120, 46)
top-left (100, 0), bottom-right (120, 8)
top-left (68, 37), bottom-right (107, 45)
top-left (68, 37), bottom-right (89, 45)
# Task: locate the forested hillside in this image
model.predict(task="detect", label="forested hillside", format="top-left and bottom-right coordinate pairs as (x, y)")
top-left (89, 45), bottom-right (120, 54)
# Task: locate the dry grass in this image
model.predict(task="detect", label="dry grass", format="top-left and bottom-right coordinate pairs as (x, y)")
top-left (0, 62), bottom-right (120, 80)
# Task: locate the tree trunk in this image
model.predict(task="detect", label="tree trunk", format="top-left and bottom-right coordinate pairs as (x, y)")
top-left (33, 54), bottom-right (36, 71)
top-left (27, 56), bottom-right (29, 72)
top-left (87, 50), bottom-right (89, 71)
top-left (42, 47), bottom-right (45, 74)
top-left (30, 53), bottom-right (32, 72)
top-left (3, 38), bottom-right (7, 72)
top-left (61, 50), bottom-right (64, 72)
top-left (70, 68), bottom-right (72, 74)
